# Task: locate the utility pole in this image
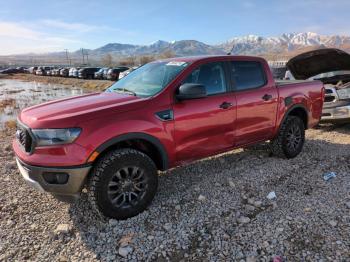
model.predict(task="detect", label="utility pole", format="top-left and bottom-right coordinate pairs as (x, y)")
top-left (85, 50), bottom-right (89, 65)
top-left (64, 49), bottom-right (70, 66)
top-left (81, 48), bottom-right (85, 65)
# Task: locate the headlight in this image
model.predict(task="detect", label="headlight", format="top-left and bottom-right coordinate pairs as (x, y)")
top-left (337, 88), bottom-right (350, 100)
top-left (32, 128), bottom-right (81, 146)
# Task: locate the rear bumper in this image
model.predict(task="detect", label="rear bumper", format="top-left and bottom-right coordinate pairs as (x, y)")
top-left (16, 157), bottom-right (91, 202)
top-left (321, 105), bottom-right (350, 122)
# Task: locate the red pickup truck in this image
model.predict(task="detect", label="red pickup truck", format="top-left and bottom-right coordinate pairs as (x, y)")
top-left (13, 55), bottom-right (324, 219)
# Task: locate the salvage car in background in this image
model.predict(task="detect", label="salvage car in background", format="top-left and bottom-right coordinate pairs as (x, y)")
top-left (28, 66), bottom-right (38, 74)
top-left (0, 68), bottom-right (20, 74)
top-left (118, 66), bottom-right (139, 79)
top-left (46, 68), bottom-right (53, 76)
top-left (78, 67), bottom-right (100, 79)
top-left (69, 67), bottom-right (80, 78)
top-left (36, 66), bottom-right (53, 76)
top-left (68, 67), bottom-right (75, 77)
top-left (51, 68), bottom-right (61, 76)
top-left (286, 48), bottom-right (350, 123)
top-left (60, 68), bottom-right (70, 77)
top-left (106, 66), bottom-right (129, 81)
top-left (94, 67), bottom-right (110, 79)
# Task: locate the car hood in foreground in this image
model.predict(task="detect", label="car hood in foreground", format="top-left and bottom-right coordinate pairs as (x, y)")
top-left (287, 48), bottom-right (350, 80)
top-left (19, 92), bottom-right (142, 128)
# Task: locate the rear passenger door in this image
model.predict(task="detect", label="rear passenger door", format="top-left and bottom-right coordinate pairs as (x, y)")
top-left (230, 60), bottom-right (278, 146)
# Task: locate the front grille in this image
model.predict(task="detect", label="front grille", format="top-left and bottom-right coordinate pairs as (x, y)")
top-left (324, 96), bottom-right (336, 102)
top-left (324, 87), bottom-right (337, 103)
top-left (16, 122), bottom-right (33, 153)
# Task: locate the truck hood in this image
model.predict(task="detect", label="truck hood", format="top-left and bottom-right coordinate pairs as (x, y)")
top-left (20, 92), bottom-right (142, 128)
top-left (287, 48), bottom-right (350, 80)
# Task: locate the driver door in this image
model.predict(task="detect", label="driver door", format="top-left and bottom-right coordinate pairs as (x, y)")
top-left (173, 62), bottom-right (236, 163)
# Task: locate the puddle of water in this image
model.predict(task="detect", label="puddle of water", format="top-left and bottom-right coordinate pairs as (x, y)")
top-left (0, 79), bottom-right (88, 129)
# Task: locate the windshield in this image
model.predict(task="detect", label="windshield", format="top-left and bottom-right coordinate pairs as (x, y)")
top-left (106, 61), bottom-right (189, 97)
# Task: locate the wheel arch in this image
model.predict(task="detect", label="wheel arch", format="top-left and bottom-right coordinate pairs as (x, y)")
top-left (90, 132), bottom-right (169, 171)
top-left (280, 104), bottom-right (309, 130)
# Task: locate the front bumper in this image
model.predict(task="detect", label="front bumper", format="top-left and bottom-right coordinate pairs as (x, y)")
top-left (16, 157), bottom-right (91, 202)
top-left (321, 105), bottom-right (350, 122)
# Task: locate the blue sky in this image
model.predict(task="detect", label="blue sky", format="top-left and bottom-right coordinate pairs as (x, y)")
top-left (0, 0), bottom-right (349, 55)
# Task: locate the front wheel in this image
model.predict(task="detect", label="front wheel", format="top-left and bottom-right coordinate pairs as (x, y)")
top-left (88, 149), bottom-right (158, 219)
top-left (270, 116), bottom-right (305, 158)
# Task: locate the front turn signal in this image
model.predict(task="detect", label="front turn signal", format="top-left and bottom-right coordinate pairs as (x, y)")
top-left (87, 151), bottom-right (99, 163)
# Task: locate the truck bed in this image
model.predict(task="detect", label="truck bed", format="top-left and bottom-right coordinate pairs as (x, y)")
top-left (275, 79), bottom-right (324, 129)
top-left (276, 80), bottom-right (314, 87)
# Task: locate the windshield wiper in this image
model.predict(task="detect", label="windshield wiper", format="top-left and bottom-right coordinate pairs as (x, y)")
top-left (114, 88), bottom-right (137, 96)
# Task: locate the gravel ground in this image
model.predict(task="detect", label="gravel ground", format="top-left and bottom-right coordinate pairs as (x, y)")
top-left (0, 124), bottom-right (349, 261)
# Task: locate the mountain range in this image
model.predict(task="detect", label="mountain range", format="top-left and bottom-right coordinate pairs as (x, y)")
top-left (2, 32), bottom-right (350, 64)
top-left (85, 32), bottom-right (350, 58)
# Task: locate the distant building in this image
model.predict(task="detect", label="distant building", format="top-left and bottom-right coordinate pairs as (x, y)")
top-left (267, 60), bottom-right (288, 68)
top-left (268, 60), bottom-right (288, 79)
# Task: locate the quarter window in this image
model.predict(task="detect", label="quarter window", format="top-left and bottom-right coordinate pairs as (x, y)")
top-left (231, 61), bottom-right (266, 91)
top-left (184, 62), bottom-right (227, 95)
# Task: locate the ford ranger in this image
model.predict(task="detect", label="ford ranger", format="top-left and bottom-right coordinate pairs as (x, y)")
top-left (13, 55), bottom-right (324, 219)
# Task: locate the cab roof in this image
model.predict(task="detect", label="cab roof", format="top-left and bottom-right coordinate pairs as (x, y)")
top-left (157, 55), bottom-right (266, 63)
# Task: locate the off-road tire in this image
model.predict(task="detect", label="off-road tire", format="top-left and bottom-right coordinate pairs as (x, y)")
top-left (88, 148), bottom-right (158, 219)
top-left (270, 116), bottom-right (305, 159)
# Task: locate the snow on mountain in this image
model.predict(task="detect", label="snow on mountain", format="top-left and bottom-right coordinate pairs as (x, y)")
top-left (219, 32), bottom-right (350, 55)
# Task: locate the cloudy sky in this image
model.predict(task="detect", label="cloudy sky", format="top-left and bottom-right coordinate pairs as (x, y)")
top-left (0, 0), bottom-right (349, 55)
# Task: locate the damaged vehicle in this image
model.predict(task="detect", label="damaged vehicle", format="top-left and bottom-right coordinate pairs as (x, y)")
top-left (13, 55), bottom-right (323, 219)
top-left (286, 48), bottom-right (350, 122)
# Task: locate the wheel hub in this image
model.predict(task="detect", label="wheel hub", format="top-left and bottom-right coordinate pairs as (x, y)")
top-left (287, 124), bottom-right (302, 150)
top-left (107, 166), bottom-right (147, 208)
top-left (121, 179), bottom-right (133, 192)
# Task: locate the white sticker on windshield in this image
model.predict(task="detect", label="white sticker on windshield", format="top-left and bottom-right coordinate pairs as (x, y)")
top-left (166, 61), bottom-right (186, 66)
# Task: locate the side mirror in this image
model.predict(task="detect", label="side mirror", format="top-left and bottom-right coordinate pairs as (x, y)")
top-left (176, 83), bottom-right (207, 100)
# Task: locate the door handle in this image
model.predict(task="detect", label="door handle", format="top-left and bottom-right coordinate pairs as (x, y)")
top-left (262, 94), bottom-right (272, 101)
top-left (219, 102), bottom-right (233, 109)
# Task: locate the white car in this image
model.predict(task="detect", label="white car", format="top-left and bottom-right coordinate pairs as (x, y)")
top-left (118, 66), bottom-right (139, 79)
top-left (286, 48), bottom-right (350, 123)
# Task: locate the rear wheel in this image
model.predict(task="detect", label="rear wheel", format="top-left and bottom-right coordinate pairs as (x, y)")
top-left (88, 149), bottom-right (158, 219)
top-left (270, 116), bottom-right (305, 158)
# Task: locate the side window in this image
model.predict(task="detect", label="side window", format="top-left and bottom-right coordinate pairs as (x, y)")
top-left (231, 61), bottom-right (266, 91)
top-left (184, 62), bottom-right (227, 95)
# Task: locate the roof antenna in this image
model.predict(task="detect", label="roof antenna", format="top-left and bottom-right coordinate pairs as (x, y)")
top-left (227, 44), bottom-right (234, 55)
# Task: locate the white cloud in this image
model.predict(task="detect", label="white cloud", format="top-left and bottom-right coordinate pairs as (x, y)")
top-left (0, 19), bottom-right (136, 55)
top-left (0, 21), bottom-right (84, 55)
top-left (40, 19), bottom-right (100, 33)
top-left (0, 22), bottom-right (41, 40)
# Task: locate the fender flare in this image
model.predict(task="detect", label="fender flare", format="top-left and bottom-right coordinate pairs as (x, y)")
top-left (278, 104), bottom-right (309, 132)
top-left (93, 132), bottom-right (169, 170)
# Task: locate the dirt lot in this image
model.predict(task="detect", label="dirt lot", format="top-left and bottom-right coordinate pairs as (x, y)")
top-left (0, 74), bottom-right (113, 91)
top-left (0, 124), bottom-right (349, 261)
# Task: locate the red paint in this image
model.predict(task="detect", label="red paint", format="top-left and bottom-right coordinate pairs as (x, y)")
top-left (13, 55), bottom-right (324, 168)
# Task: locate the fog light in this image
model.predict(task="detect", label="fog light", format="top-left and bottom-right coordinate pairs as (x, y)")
top-left (42, 172), bottom-right (69, 184)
